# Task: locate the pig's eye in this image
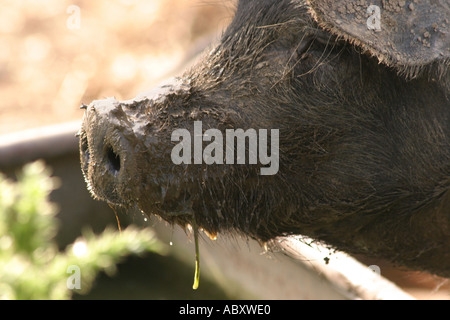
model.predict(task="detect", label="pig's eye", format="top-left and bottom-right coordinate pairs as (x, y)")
top-left (313, 31), bottom-right (339, 47)
top-left (296, 35), bottom-right (315, 57)
top-left (296, 30), bottom-right (340, 56)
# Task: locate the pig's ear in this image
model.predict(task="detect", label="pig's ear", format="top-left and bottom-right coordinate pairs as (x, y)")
top-left (304, 0), bottom-right (449, 78)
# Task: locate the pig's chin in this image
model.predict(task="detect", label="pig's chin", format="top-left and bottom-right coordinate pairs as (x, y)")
top-left (134, 183), bottom-right (196, 225)
top-left (144, 201), bottom-right (194, 224)
top-left (88, 176), bottom-right (195, 226)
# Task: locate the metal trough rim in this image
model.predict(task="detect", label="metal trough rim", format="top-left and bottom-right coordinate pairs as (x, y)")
top-left (0, 123), bottom-right (415, 299)
top-left (0, 121), bottom-right (81, 167)
top-left (275, 236), bottom-right (414, 299)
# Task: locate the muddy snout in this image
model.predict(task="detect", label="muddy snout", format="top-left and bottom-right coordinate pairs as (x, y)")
top-left (79, 77), bottom-right (191, 208)
top-left (79, 98), bottom-right (139, 205)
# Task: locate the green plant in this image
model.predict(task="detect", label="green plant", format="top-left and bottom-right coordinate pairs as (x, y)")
top-left (0, 161), bottom-right (165, 299)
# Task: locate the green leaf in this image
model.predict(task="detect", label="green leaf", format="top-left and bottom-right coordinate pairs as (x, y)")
top-left (0, 161), bottom-right (165, 299)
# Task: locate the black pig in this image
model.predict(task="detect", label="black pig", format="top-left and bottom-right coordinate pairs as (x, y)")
top-left (79, 0), bottom-right (450, 277)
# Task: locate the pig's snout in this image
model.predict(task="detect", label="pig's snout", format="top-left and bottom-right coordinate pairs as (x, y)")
top-left (80, 108), bottom-right (121, 177)
top-left (79, 98), bottom-right (139, 206)
top-left (79, 77), bottom-right (192, 209)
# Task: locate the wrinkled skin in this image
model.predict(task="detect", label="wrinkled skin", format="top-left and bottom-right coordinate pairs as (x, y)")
top-left (79, 0), bottom-right (450, 277)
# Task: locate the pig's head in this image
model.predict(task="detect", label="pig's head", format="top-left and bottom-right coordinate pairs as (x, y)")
top-left (80, 0), bottom-right (450, 277)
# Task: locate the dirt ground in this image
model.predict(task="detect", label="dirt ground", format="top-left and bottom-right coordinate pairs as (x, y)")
top-left (0, 0), bottom-right (232, 135)
top-left (1, 0), bottom-right (448, 300)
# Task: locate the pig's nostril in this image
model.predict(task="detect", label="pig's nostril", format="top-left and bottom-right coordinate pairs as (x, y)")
top-left (105, 145), bottom-right (121, 174)
top-left (81, 136), bottom-right (90, 163)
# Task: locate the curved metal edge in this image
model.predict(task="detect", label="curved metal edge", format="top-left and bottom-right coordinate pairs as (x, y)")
top-left (0, 121), bottom-right (81, 168)
top-left (274, 236), bottom-right (415, 300)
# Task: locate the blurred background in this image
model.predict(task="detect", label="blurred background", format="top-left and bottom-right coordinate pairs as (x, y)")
top-left (0, 0), bottom-right (448, 300)
top-left (0, 0), bottom-right (232, 135)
